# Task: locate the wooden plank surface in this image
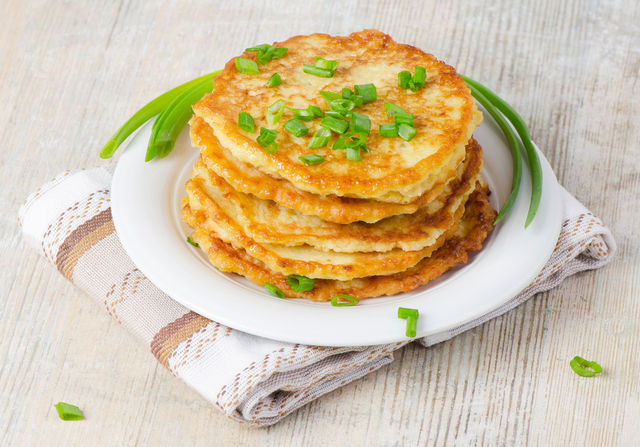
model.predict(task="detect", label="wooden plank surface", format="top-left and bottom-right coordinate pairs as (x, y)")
top-left (1, 0), bottom-right (638, 445)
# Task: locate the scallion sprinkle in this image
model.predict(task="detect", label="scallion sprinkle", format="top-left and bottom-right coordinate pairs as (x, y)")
top-left (235, 57), bottom-right (259, 75)
top-left (266, 72), bottom-right (282, 87)
top-left (307, 105), bottom-right (325, 117)
top-left (331, 294), bottom-right (359, 307)
top-left (349, 112), bottom-right (371, 134)
top-left (321, 116), bottom-right (349, 134)
top-left (330, 99), bottom-right (355, 113)
top-left (308, 128), bottom-right (331, 148)
top-left (320, 91), bottom-right (342, 106)
top-left (354, 84), bottom-right (377, 103)
top-left (299, 154), bottom-right (325, 165)
top-left (394, 112), bottom-right (414, 127)
top-left (287, 275), bottom-right (315, 292)
top-left (569, 356), bottom-right (603, 377)
top-left (283, 118), bottom-right (309, 137)
top-left (257, 127), bottom-right (278, 152)
top-left (384, 102), bottom-right (408, 117)
top-left (186, 237), bottom-right (199, 247)
top-left (346, 146), bottom-right (361, 162)
top-left (265, 283), bottom-right (285, 298)
top-left (342, 88), bottom-right (355, 99)
top-left (324, 110), bottom-right (348, 121)
top-left (379, 123), bottom-right (399, 137)
top-left (54, 402), bottom-right (84, 421)
top-left (245, 44), bottom-right (270, 53)
top-left (398, 70), bottom-right (412, 89)
top-left (266, 99), bottom-right (286, 125)
top-left (303, 64), bottom-right (333, 78)
top-left (238, 112), bottom-right (255, 133)
top-left (413, 66), bottom-right (427, 87)
top-left (398, 123), bottom-right (417, 141)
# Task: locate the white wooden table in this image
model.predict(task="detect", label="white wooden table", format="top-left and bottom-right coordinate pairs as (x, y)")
top-left (1, 0), bottom-right (638, 445)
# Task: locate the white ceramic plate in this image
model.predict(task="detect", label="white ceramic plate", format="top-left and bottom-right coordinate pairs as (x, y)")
top-left (112, 107), bottom-right (562, 347)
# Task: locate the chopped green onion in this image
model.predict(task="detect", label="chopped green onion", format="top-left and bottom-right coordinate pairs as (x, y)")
top-left (303, 64), bottom-right (334, 78)
top-left (54, 402), bottom-right (83, 421)
top-left (346, 146), bottom-right (361, 162)
top-left (245, 44), bottom-right (270, 53)
top-left (265, 283), bottom-right (285, 298)
top-left (266, 99), bottom-right (286, 125)
top-left (409, 80), bottom-right (419, 92)
top-left (569, 356), bottom-right (602, 377)
top-left (394, 112), bottom-right (414, 126)
top-left (398, 70), bottom-right (412, 89)
top-left (324, 110), bottom-right (348, 121)
top-left (379, 123), bottom-right (399, 137)
top-left (354, 84), bottom-right (377, 103)
top-left (342, 88), bottom-right (354, 99)
top-left (307, 105), bottom-right (325, 117)
top-left (235, 57), bottom-right (260, 75)
top-left (398, 123), bottom-right (417, 141)
top-left (330, 99), bottom-right (355, 113)
top-left (333, 131), bottom-right (366, 150)
top-left (283, 118), bottom-right (309, 137)
top-left (286, 107), bottom-right (314, 122)
top-left (413, 66), bottom-right (426, 88)
top-left (238, 112), bottom-right (255, 133)
top-left (384, 102), bottom-right (408, 117)
top-left (308, 128), bottom-right (332, 148)
top-left (349, 112), bottom-right (371, 134)
top-left (406, 316), bottom-right (418, 338)
top-left (299, 154), bottom-right (325, 165)
top-left (321, 116), bottom-right (349, 134)
top-left (186, 237), bottom-right (199, 247)
top-left (397, 307), bottom-right (419, 319)
top-left (257, 46), bottom-right (288, 65)
top-left (257, 127), bottom-right (278, 153)
top-left (320, 91), bottom-right (342, 106)
top-left (266, 72), bottom-right (282, 87)
top-left (287, 275), bottom-right (315, 292)
top-left (331, 294), bottom-right (359, 307)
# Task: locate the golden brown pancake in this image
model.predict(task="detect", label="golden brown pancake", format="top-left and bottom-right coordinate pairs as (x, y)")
top-left (192, 30), bottom-right (482, 202)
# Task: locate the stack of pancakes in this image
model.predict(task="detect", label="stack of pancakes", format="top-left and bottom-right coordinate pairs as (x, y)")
top-left (181, 30), bottom-right (497, 301)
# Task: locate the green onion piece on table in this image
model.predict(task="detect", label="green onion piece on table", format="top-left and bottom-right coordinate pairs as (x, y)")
top-left (265, 283), bottom-right (285, 298)
top-left (569, 356), bottom-right (603, 377)
top-left (266, 72), bottom-right (282, 87)
top-left (354, 83), bottom-right (377, 103)
top-left (398, 123), bottom-right (417, 142)
top-left (330, 294), bottom-right (359, 307)
top-left (412, 66), bottom-right (426, 88)
top-left (308, 128), bottom-right (331, 148)
top-left (238, 112), bottom-right (255, 133)
top-left (283, 118), bottom-right (309, 137)
top-left (54, 402), bottom-right (84, 421)
top-left (186, 237), bottom-right (199, 247)
top-left (235, 57), bottom-right (260, 75)
top-left (398, 70), bottom-right (412, 89)
top-left (320, 116), bottom-right (349, 134)
top-left (299, 154), bottom-right (325, 165)
top-left (266, 99), bottom-right (286, 125)
top-left (287, 275), bottom-right (315, 292)
top-left (461, 75), bottom-right (542, 228)
top-left (379, 123), bottom-right (399, 137)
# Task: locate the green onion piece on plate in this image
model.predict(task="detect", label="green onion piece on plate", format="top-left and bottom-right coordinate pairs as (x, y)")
top-left (405, 316), bottom-right (418, 338)
top-left (286, 275), bottom-right (315, 292)
top-left (397, 307), bottom-right (419, 319)
top-left (569, 356), bottom-right (603, 377)
top-left (379, 123), bottom-right (399, 137)
top-left (354, 83), bottom-right (377, 103)
top-left (398, 123), bottom-right (417, 141)
top-left (54, 402), bottom-right (83, 421)
top-left (398, 70), bottom-right (412, 89)
top-left (238, 112), bottom-right (255, 133)
top-left (283, 118), bottom-right (309, 137)
top-left (265, 283), bottom-right (285, 298)
top-left (331, 294), bottom-right (359, 307)
top-left (320, 116), bottom-right (349, 134)
top-left (308, 128), bottom-right (332, 148)
top-left (299, 154), bottom-right (325, 165)
top-left (266, 99), bottom-right (286, 125)
top-left (235, 57), bottom-right (260, 75)
top-left (266, 72), bottom-right (282, 87)
top-left (186, 237), bottom-right (199, 247)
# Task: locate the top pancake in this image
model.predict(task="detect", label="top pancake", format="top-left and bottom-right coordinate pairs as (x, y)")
top-left (193, 30), bottom-right (482, 202)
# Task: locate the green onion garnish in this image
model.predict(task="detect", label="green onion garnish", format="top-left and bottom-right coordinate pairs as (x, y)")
top-left (397, 307), bottom-right (419, 337)
top-left (398, 307), bottom-right (419, 319)
top-left (307, 105), bottom-right (325, 118)
top-left (320, 91), bottom-right (342, 106)
top-left (331, 294), bottom-right (359, 307)
top-left (265, 283), bottom-right (285, 298)
top-left (287, 275), bottom-right (315, 292)
top-left (257, 127), bottom-right (278, 153)
top-left (308, 128), bottom-right (332, 148)
top-left (324, 110), bottom-right (348, 121)
top-left (235, 57), bottom-right (260, 75)
top-left (413, 66), bottom-right (426, 88)
top-left (266, 72), bottom-right (282, 87)
top-left (330, 99), bottom-right (355, 114)
top-left (354, 84), bottom-right (377, 103)
top-left (333, 131), bottom-right (366, 150)
top-left (342, 88), bottom-right (354, 99)
top-left (379, 123), bottom-right (398, 137)
top-left (398, 70), bottom-right (412, 89)
top-left (245, 44), bottom-right (270, 53)
top-left (283, 118), bottom-right (309, 137)
top-left (394, 112), bottom-right (414, 127)
top-left (266, 99), bottom-right (286, 125)
top-left (314, 56), bottom-right (339, 71)
top-left (302, 65), bottom-right (334, 78)
top-left (320, 116), bottom-right (349, 134)
top-left (349, 112), bottom-right (371, 134)
top-left (569, 356), bottom-right (602, 377)
top-left (384, 102), bottom-right (408, 117)
top-left (245, 44), bottom-right (288, 65)
top-left (346, 146), bottom-right (361, 162)
top-left (398, 123), bottom-right (417, 141)
top-left (238, 112), bottom-right (255, 133)
top-left (299, 154), bottom-right (325, 165)
top-left (186, 237), bottom-right (199, 247)
top-left (54, 402), bottom-right (83, 421)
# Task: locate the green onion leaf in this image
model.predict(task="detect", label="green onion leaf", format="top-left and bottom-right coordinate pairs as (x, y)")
top-left (238, 112), bottom-right (255, 133)
top-left (349, 112), bottom-right (371, 134)
top-left (398, 70), bottom-right (412, 89)
top-left (333, 131), bottom-right (365, 150)
top-left (346, 146), bottom-right (361, 162)
top-left (266, 99), bottom-right (286, 125)
top-left (394, 112), bottom-right (414, 127)
top-left (287, 275), bottom-right (315, 292)
top-left (283, 118), bottom-right (309, 137)
top-left (245, 44), bottom-right (270, 53)
top-left (308, 128), bottom-right (332, 148)
top-left (569, 356), bottom-right (603, 377)
top-left (256, 127), bottom-right (278, 153)
top-left (324, 110), bottom-right (348, 121)
top-left (265, 283), bottom-right (285, 298)
top-left (54, 402), bottom-right (83, 421)
top-left (384, 102), bottom-right (408, 117)
top-left (266, 72), bottom-right (282, 87)
top-left (307, 105), bottom-right (325, 117)
top-left (299, 154), bottom-right (325, 165)
top-left (303, 64), bottom-right (334, 78)
top-left (379, 123), bottom-right (399, 137)
top-left (314, 57), bottom-right (339, 71)
top-left (398, 123), bottom-right (417, 141)
top-left (413, 66), bottom-right (426, 87)
top-left (320, 116), bottom-right (349, 134)
top-left (409, 80), bottom-right (419, 92)
top-left (186, 237), bottom-right (199, 247)
top-left (342, 88), bottom-right (355, 99)
top-left (406, 316), bottom-right (418, 338)
top-left (331, 294), bottom-right (359, 307)
top-left (354, 84), bottom-right (377, 103)
top-left (235, 57), bottom-right (260, 75)
top-left (320, 91), bottom-right (342, 106)
top-left (330, 99), bottom-right (355, 113)
top-left (397, 307), bottom-right (419, 319)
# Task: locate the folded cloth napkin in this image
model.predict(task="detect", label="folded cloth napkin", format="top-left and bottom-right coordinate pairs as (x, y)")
top-left (18, 164), bottom-right (616, 427)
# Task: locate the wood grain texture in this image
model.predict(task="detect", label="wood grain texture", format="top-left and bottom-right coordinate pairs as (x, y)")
top-left (1, 0), bottom-right (638, 445)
